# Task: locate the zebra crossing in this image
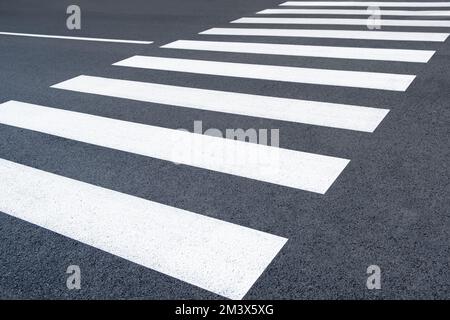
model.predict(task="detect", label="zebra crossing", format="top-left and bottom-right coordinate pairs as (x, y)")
top-left (0, 158), bottom-right (287, 300)
top-left (280, 1), bottom-right (450, 7)
top-left (51, 75), bottom-right (389, 131)
top-left (231, 17), bottom-right (450, 26)
top-left (0, 101), bottom-right (349, 193)
top-left (258, 9), bottom-right (450, 15)
top-left (200, 27), bottom-right (449, 41)
top-left (161, 40), bottom-right (435, 62)
top-left (111, 55), bottom-right (415, 90)
top-left (1, 1), bottom-right (449, 299)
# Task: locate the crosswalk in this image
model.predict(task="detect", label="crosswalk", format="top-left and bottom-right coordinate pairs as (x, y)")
top-left (0, 158), bottom-right (287, 300)
top-left (112, 55), bottom-right (415, 90)
top-left (51, 75), bottom-right (389, 132)
top-left (1, 1), bottom-right (449, 299)
top-left (0, 101), bottom-right (350, 193)
top-left (258, 9), bottom-right (450, 15)
top-left (200, 27), bottom-right (449, 41)
top-left (162, 40), bottom-right (435, 62)
top-left (231, 17), bottom-right (450, 26)
top-left (280, 1), bottom-right (450, 7)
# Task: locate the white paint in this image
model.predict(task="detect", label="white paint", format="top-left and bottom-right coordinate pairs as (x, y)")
top-left (112, 56), bottom-right (415, 91)
top-left (0, 32), bottom-right (152, 44)
top-left (280, 1), bottom-right (450, 7)
top-left (0, 158), bottom-right (287, 300)
top-left (162, 39), bottom-right (435, 63)
top-left (52, 75), bottom-right (389, 132)
top-left (199, 27), bottom-right (449, 42)
top-left (232, 17), bottom-right (450, 27)
top-left (258, 9), bottom-right (450, 16)
top-left (0, 101), bottom-right (350, 193)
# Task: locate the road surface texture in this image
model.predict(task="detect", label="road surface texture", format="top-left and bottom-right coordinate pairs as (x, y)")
top-left (0, 0), bottom-right (449, 299)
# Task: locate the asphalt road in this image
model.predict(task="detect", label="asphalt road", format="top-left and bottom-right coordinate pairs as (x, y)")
top-left (0, 0), bottom-right (449, 299)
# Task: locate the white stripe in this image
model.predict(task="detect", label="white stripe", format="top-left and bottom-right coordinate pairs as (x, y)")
top-left (0, 32), bottom-right (153, 44)
top-left (0, 101), bottom-right (350, 193)
top-left (259, 9), bottom-right (450, 16)
top-left (112, 55), bottom-right (415, 91)
top-left (0, 158), bottom-right (287, 300)
top-left (52, 75), bottom-right (389, 132)
top-left (232, 17), bottom-right (450, 27)
top-left (162, 39), bottom-right (434, 63)
top-left (280, 2), bottom-right (450, 7)
top-left (200, 27), bottom-right (449, 41)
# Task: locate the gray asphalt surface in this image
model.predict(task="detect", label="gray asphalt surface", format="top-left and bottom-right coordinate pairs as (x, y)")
top-left (0, 0), bottom-right (449, 299)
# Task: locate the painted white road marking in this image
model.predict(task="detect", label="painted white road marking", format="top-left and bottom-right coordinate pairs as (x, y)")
top-left (52, 75), bottom-right (389, 132)
top-left (162, 39), bottom-right (435, 63)
top-left (113, 56), bottom-right (415, 91)
top-left (280, 1), bottom-right (450, 7)
top-left (0, 158), bottom-right (287, 300)
top-left (0, 32), bottom-right (153, 44)
top-left (232, 17), bottom-right (450, 27)
top-left (0, 101), bottom-right (350, 193)
top-left (258, 9), bottom-right (450, 16)
top-left (199, 27), bottom-right (449, 42)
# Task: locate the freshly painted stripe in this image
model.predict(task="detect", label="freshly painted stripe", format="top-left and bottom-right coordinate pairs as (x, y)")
top-left (258, 9), bottom-right (450, 16)
top-left (162, 39), bottom-right (434, 63)
top-left (52, 75), bottom-right (389, 132)
top-left (0, 158), bottom-right (287, 300)
top-left (112, 55), bottom-right (415, 91)
top-left (199, 27), bottom-right (449, 42)
top-left (232, 17), bottom-right (450, 27)
top-left (280, 1), bottom-right (450, 7)
top-left (0, 32), bottom-right (153, 44)
top-left (0, 101), bottom-right (350, 193)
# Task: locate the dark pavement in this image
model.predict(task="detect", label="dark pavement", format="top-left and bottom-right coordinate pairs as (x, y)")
top-left (0, 0), bottom-right (449, 299)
